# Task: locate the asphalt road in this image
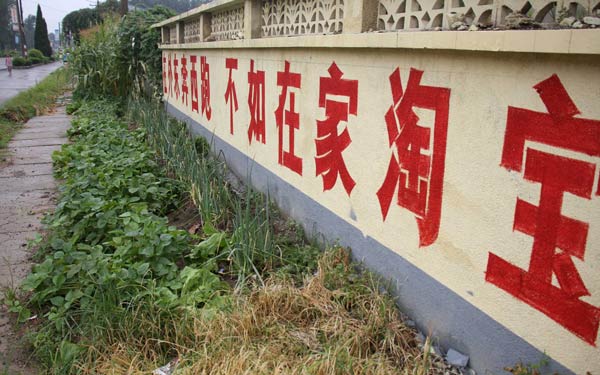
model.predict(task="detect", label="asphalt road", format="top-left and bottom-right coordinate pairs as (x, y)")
top-left (0, 61), bottom-right (63, 107)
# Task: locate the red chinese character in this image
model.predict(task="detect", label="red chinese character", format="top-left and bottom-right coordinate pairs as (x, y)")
top-left (190, 55), bottom-right (199, 113)
top-left (224, 58), bottom-right (238, 135)
top-left (247, 59), bottom-right (265, 144)
top-left (486, 74), bottom-right (600, 345)
top-left (376, 68), bottom-right (450, 247)
top-left (200, 56), bottom-right (211, 121)
top-left (274, 60), bottom-right (302, 175)
top-left (167, 53), bottom-right (173, 96)
top-left (162, 55), bottom-right (168, 94)
top-left (173, 54), bottom-right (180, 100)
top-left (181, 54), bottom-right (188, 106)
top-left (315, 62), bottom-right (358, 195)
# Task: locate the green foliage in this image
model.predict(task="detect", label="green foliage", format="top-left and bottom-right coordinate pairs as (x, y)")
top-left (28, 48), bottom-right (44, 59)
top-left (117, 6), bottom-right (176, 96)
top-left (34, 5), bottom-right (53, 57)
top-left (12, 101), bottom-right (230, 372)
top-left (70, 20), bottom-right (122, 98)
top-left (127, 98), bottom-right (322, 284)
top-left (70, 6), bottom-right (174, 100)
top-left (62, 0), bottom-right (119, 43)
top-left (12, 56), bottom-right (28, 66)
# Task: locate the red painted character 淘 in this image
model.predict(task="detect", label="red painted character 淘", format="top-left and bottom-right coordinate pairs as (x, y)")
top-left (376, 68), bottom-right (450, 247)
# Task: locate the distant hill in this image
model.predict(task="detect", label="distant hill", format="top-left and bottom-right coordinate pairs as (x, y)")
top-left (130, 0), bottom-right (212, 13)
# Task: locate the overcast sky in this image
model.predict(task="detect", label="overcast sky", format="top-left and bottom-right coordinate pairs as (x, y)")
top-left (21, 0), bottom-right (96, 34)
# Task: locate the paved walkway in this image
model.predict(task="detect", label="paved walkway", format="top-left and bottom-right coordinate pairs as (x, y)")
top-left (0, 105), bottom-right (70, 373)
top-left (0, 62), bottom-right (63, 107)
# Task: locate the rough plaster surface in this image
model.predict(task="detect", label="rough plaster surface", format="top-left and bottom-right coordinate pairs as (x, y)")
top-left (162, 45), bottom-right (600, 373)
top-left (0, 107), bottom-right (69, 373)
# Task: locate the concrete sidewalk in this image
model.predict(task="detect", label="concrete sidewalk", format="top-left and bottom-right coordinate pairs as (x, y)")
top-left (0, 105), bottom-right (70, 373)
top-left (0, 61), bottom-right (63, 106)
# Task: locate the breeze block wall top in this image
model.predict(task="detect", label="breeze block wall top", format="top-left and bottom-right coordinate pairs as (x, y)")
top-left (154, 1), bottom-right (600, 373)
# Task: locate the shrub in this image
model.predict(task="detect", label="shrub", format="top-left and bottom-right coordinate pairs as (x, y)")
top-left (28, 48), bottom-right (44, 59)
top-left (12, 56), bottom-right (27, 66)
top-left (29, 56), bottom-right (43, 65)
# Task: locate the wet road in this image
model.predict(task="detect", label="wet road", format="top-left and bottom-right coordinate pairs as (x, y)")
top-left (0, 62), bottom-right (63, 106)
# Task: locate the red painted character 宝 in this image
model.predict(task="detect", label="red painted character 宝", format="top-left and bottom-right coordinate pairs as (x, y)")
top-left (486, 74), bottom-right (600, 345)
top-left (200, 56), bottom-right (212, 121)
top-left (247, 59), bottom-right (266, 144)
top-left (173, 54), bottom-right (180, 100)
top-left (181, 54), bottom-right (188, 106)
top-left (224, 58), bottom-right (239, 134)
top-left (274, 60), bottom-right (302, 175)
top-left (190, 55), bottom-right (199, 113)
top-left (376, 68), bottom-right (450, 247)
top-left (315, 62), bottom-right (358, 195)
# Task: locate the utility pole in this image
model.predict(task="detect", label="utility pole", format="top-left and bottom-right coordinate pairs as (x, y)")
top-left (120, 0), bottom-right (128, 16)
top-left (15, 0), bottom-right (27, 56)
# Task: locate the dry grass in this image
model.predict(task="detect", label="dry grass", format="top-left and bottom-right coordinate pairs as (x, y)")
top-left (76, 248), bottom-right (435, 375)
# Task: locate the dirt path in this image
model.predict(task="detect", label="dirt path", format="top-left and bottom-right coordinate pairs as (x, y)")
top-left (0, 105), bottom-right (70, 374)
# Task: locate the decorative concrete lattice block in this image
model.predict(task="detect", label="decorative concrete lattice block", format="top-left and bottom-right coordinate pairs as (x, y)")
top-left (211, 6), bottom-right (245, 41)
top-left (378, 0), bottom-right (447, 30)
top-left (498, 0), bottom-right (559, 23)
top-left (184, 18), bottom-right (202, 43)
top-left (169, 25), bottom-right (177, 44)
top-left (377, 0), bottom-right (600, 29)
top-left (261, 0), bottom-right (345, 37)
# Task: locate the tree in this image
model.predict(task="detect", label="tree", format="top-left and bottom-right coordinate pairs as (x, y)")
top-left (24, 14), bottom-right (35, 50)
top-left (34, 5), bottom-right (52, 56)
top-left (0, 0), bottom-right (16, 51)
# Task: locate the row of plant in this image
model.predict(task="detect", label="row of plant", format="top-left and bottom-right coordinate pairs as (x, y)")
top-left (12, 49), bottom-right (56, 67)
top-left (5, 95), bottom-right (438, 374)
top-left (0, 68), bottom-right (70, 149)
top-left (4, 6), bottom-right (443, 374)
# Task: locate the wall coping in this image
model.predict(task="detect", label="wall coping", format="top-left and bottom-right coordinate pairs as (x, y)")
top-left (153, 0), bottom-right (242, 27)
top-left (158, 29), bottom-right (600, 55)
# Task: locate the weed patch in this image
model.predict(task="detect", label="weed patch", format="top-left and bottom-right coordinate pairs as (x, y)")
top-left (4, 98), bottom-right (445, 374)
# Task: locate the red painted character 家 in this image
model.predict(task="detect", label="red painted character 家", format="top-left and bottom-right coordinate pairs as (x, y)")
top-left (224, 58), bottom-right (239, 134)
top-left (377, 68), bottom-right (450, 247)
top-left (248, 59), bottom-right (266, 144)
top-left (315, 62), bottom-right (358, 195)
top-left (275, 60), bottom-right (302, 175)
top-left (486, 74), bottom-right (600, 345)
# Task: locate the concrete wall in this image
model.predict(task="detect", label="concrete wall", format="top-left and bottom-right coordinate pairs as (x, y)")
top-left (158, 29), bottom-right (600, 375)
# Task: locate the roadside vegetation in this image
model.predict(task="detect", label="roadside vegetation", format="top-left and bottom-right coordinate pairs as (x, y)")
top-left (3, 5), bottom-right (449, 375)
top-left (0, 68), bottom-right (70, 149)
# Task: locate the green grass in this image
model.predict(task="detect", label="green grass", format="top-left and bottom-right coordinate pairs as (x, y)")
top-left (0, 68), bottom-right (71, 149)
